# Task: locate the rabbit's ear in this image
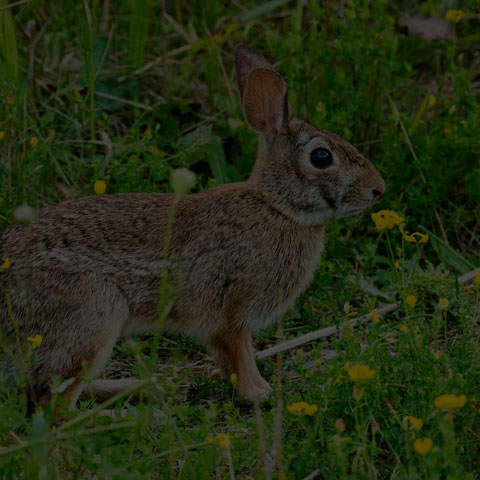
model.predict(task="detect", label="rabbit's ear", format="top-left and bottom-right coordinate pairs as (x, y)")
top-left (242, 68), bottom-right (287, 142)
top-left (235, 44), bottom-right (274, 103)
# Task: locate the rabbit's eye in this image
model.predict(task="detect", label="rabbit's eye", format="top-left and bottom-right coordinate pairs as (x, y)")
top-left (310, 148), bottom-right (333, 169)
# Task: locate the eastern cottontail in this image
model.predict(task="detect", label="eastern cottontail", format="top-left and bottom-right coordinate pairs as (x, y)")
top-left (0, 45), bottom-right (385, 408)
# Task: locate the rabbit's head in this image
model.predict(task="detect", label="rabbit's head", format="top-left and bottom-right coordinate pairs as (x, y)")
top-left (235, 45), bottom-right (385, 226)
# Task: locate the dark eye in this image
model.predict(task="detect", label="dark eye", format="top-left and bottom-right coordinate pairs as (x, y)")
top-left (310, 148), bottom-right (333, 169)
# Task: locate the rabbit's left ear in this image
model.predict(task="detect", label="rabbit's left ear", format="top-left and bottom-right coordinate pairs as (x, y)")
top-left (242, 67), bottom-right (288, 143)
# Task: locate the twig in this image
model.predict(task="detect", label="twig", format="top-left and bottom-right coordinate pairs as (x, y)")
top-left (256, 303), bottom-right (398, 360)
top-left (303, 470), bottom-right (320, 480)
top-left (118, 44), bottom-right (191, 81)
top-left (256, 266), bottom-right (480, 359)
top-left (0, 0), bottom-right (30, 10)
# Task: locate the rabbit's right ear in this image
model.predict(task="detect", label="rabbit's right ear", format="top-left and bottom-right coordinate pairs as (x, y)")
top-left (234, 44), bottom-right (274, 103)
top-left (242, 68), bottom-right (287, 143)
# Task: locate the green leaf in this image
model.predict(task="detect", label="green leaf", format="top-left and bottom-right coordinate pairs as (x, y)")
top-left (206, 135), bottom-right (242, 184)
top-left (421, 226), bottom-right (475, 274)
top-left (30, 412), bottom-right (52, 479)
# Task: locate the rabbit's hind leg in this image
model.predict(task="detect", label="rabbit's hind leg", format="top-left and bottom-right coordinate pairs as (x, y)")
top-left (208, 327), bottom-right (272, 401)
top-left (30, 276), bottom-right (130, 410)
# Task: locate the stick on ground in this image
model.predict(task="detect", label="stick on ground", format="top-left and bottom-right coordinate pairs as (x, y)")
top-left (256, 267), bottom-right (480, 360)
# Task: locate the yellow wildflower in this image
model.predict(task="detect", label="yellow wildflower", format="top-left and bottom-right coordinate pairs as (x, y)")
top-left (403, 232), bottom-right (429, 244)
top-left (0, 131), bottom-right (4, 140)
top-left (1, 258), bottom-right (11, 270)
top-left (394, 261), bottom-right (401, 270)
top-left (27, 334), bottom-right (42, 348)
top-left (346, 363), bottom-right (376, 382)
top-left (230, 373), bottom-right (238, 389)
top-left (371, 210), bottom-right (404, 231)
top-left (413, 437), bottom-right (433, 456)
top-left (475, 273), bottom-right (480, 285)
top-left (286, 401), bottom-right (318, 416)
top-left (94, 180), bottom-right (107, 195)
top-left (445, 9), bottom-right (466, 22)
top-left (370, 309), bottom-right (380, 324)
top-left (434, 394), bottom-right (467, 411)
top-left (207, 432), bottom-right (231, 450)
top-left (29, 137), bottom-right (38, 148)
top-left (400, 324), bottom-right (408, 333)
top-left (404, 415), bottom-right (423, 430)
top-left (405, 295), bottom-right (417, 308)
top-left (438, 298), bottom-right (449, 310)
top-left (333, 374), bottom-right (343, 386)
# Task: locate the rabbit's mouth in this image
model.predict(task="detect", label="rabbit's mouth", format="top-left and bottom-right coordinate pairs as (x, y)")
top-left (334, 202), bottom-right (376, 219)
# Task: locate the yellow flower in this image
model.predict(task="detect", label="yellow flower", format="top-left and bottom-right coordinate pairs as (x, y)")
top-left (333, 374), bottom-right (343, 386)
top-left (445, 9), bottom-right (466, 22)
top-left (403, 232), bottom-right (429, 244)
top-left (94, 180), bottom-right (107, 195)
top-left (475, 273), bottom-right (480, 285)
top-left (1, 258), bottom-right (11, 270)
top-left (371, 210), bottom-right (404, 231)
top-left (346, 363), bottom-right (376, 382)
top-left (370, 309), bottom-right (380, 324)
top-left (207, 432), bottom-right (231, 450)
top-left (394, 261), bottom-right (401, 270)
top-left (286, 401), bottom-right (319, 416)
top-left (29, 137), bottom-right (38, 148)
top-left (404, 415), bottom-right (423, 430)
top-left (0, 131), bottom-right (4, 140)
top-left (400, 324), bottom-right (408, 333)
top-left (230, 373), bottom-right (238, 389)
top-left (27, 334), bottom-right (42, 348)
top-left (413, 437), bottom-right (433, 456)
top-left (434, 394), bottom-right (467, 411)
top-left (438, 298), bottom-right (449, 310)
top-left (405, 295), bottom-right (417, 308)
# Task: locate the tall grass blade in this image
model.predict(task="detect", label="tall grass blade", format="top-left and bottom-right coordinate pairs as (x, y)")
top-left (240, 0), bottom-right (291, 23)
top-left (128, 0), bottom-right (151, 65)
top-left (0, 0), bottom-right (19, 81)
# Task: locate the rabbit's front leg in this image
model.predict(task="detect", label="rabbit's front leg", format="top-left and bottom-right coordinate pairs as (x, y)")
top-left (208, 327), bottom-right (272, 401)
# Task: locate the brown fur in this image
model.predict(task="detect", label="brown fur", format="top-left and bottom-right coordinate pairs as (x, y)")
top-left (0, 45), bottom-right (384, 407)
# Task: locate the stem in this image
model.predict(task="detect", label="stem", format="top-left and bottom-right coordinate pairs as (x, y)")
top-left (151, 194), bottom-right (181, 360)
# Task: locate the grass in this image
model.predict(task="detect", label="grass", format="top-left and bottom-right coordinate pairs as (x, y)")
top-left (0, 0), bottom-right (480, 478)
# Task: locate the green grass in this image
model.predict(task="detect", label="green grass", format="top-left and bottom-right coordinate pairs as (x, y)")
top-left (1, 0), bottom-right (480, 478)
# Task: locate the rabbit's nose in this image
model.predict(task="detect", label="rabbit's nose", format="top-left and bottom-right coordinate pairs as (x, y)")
top-left (371, 176), bottom-right (386, 198)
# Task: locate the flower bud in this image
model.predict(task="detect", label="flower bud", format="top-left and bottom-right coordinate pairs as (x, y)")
top-left (171, 168), bottom-right (196, 195)
top-left (14, 204), bottom-right (36, 227)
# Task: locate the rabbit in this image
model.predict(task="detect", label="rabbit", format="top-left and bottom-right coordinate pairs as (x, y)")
top-left (0, 44), bottom-right (385, 409)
